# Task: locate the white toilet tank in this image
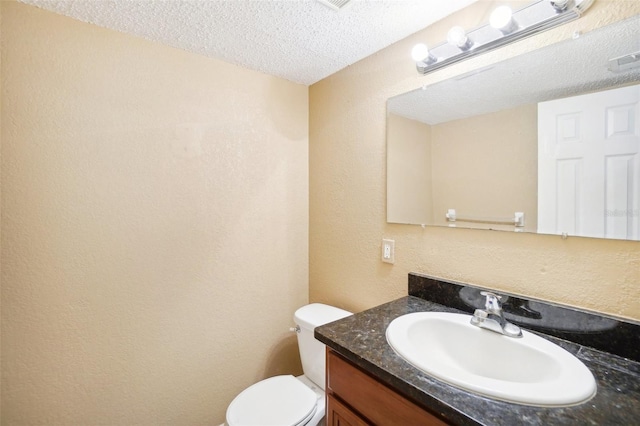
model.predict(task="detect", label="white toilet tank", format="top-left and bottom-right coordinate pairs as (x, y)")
top-left (294, 303), bottom-right (352, 391)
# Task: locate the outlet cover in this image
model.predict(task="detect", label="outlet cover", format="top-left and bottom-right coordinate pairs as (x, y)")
top-left (382, 239), bottom-right (395, 264)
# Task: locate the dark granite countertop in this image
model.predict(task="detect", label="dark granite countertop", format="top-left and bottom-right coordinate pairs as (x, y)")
top-left (315, 295), bottom-right (640, 425)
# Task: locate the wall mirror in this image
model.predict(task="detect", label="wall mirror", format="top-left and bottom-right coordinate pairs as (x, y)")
top-left (387, 15), bottom-right (640, 241)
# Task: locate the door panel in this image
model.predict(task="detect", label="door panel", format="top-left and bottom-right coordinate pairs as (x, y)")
top-left (538, 84), bottom-right (640, 240)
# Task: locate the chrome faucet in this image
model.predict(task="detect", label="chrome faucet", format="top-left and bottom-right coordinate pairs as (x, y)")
top-left (470, 291), bottom-right (523, 338)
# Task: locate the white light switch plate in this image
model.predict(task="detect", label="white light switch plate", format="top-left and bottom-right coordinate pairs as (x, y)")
top-left (382, 239), bottom-right (395, 264)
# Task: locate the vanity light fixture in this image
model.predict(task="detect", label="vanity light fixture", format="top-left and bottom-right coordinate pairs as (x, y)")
top-left (489, 6), bottom-right (518, 34)
top-left (447, 26), bottom-right (473, 50)
top-left (411, 43), bottom-right (437, 64)
top-left (412, 0), bottom-right (595, 75)
top-left (550, 0), bottom-right (571, 11)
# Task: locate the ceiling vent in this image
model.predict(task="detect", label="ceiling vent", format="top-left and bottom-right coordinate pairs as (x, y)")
top-left (608, 50), bottom-right (640, 73)
top-left (316, 0), bottom-right (354, 11)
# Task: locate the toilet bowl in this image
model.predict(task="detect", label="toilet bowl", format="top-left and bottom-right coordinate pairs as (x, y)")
top-left (225, 303), bottom-right (352, 426)
top-left (225, 374), bottom-right (324, 426)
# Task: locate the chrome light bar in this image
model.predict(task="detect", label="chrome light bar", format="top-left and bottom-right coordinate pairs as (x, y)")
top-left (413, 0), bottom-right (595, 75)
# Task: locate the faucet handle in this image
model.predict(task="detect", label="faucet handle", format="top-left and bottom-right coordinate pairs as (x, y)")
top-left (480, 291), bottom-right (502, 300)
top-left (480, 291), bottom-right (502, 311)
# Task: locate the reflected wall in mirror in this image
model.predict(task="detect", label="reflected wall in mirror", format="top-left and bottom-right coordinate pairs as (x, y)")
top-left (387, 15), bottom-right (640, 241)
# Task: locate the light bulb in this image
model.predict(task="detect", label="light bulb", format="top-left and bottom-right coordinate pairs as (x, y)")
top-left (490, 6), bottom-right (516, 33)
top-left (447, 26), bottom-right (471, 50)
top-left (550, 0), bottom-right (570, 11)
top-left (411, 43), bottom-right (430, 62)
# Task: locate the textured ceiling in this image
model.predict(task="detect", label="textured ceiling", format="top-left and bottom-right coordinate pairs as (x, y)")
top-left (19, 0), bottom-right (479, 86)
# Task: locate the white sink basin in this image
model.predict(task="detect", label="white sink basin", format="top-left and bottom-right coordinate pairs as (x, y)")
top-left (386, 312), bottom-right (596, 407)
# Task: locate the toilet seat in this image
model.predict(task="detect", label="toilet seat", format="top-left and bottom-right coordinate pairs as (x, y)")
top-left (226, 375), bottom-right (318, 426)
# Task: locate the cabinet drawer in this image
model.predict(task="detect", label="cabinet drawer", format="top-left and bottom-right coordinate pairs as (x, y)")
top-left (326, 349), bottom-right (448, 426)
top-left (327, 394), bottom-right (370, 426)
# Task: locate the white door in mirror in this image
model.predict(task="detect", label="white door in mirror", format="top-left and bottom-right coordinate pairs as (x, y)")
top-left (538, 84), bottom-right (640, 240)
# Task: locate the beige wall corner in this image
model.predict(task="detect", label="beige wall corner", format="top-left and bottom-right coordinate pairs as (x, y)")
top-left (386, 113), bottom-right (433, 225)
top-left (309, 0), bottom-right (640, 320)
top-left (1, 2), bottom-right (308, 424)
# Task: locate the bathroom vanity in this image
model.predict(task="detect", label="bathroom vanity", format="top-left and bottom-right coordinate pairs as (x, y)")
top-left (315, 274), bottom-right (640, 425)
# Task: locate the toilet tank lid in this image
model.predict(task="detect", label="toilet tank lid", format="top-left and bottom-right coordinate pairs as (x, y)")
top-left (294, 303), bottom-right (352, 330)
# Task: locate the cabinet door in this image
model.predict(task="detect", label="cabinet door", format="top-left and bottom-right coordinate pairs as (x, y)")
top-left (327, 394), bottom-right (370, 426)
top-left (327, 349), bottom-right (449, 426)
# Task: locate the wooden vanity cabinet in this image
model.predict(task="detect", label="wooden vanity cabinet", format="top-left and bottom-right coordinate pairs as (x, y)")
top-left (325, 349), bottom-right (449, 426)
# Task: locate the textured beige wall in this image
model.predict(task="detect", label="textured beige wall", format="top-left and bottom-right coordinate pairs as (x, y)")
top-left (310, 0), bottom-right (640, 320)
top-left (387, 105), bottom-right (537, 231)
top-left (1, 2), bottom-right (308, 425)
top-left (431, 104), bottom-right (538, 232)
top-left (386, 113), bottom-right (432, 224)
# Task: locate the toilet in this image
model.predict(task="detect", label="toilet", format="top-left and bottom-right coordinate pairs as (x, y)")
top-left (225, 303), bottom-right (352, 426)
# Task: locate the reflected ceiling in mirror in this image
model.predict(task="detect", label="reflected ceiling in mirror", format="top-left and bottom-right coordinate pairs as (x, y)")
top-left (386, 16), bottom-right (640, 241)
